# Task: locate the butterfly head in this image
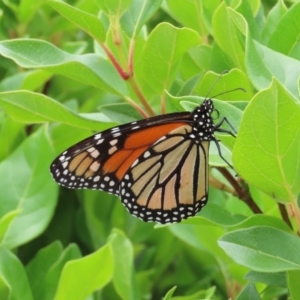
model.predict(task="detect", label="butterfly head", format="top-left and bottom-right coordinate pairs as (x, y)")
top-left (189, 99), bottom-right (216, 141)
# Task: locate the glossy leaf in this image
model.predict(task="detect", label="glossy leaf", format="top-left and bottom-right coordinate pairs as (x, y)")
top-left (95, 0), bottom-right (132, 15)
top-left (233, 79), bottom-right (300, 201)
top-left (0, 70), bottom-right (52, 92)
top-left (54, 242), bottom-right (113, 300)
top-left (0, 247), bottom-right (33, 300)
top-left (0, 210), bottom-right (20, 242)
top-left (100, 103), bottom-right (143, 123)
top-left (184, 204), bottom-right (290, 233)
top-left (18, 0), bottom-right (44, 23)
top-left (120, 0), bottom-right (163, 37)
top-left (163, 286), bottom-right (177, 300)
top-left (245, 32), bottom-right (300, 99)
top-left (0, 275), bottom-right (10, 300)
top-left (236, 283), bottom-right (260, 300)
top-left (0, 112), bottom-right (26, 162)
top-left (110, 229), bottom-right (139, 300)
top-left (195, 69), bottom-right (253, 101)
top-left (135, 23), bottom-right (200, 99)
top-left (33, 244), bottom-right (81, 300)
top-left (166, 0), bottom-right (208, 37)
top-left (245, 271), bottom-right (286, 287)
top-left (268, 2), bottom-right (300, 60)
top-left (219, 226), bottom-right (300, 272)
top-left (48, 0), bottom-right (106, 42)
top-left (26, 242), bottom-right (64, 298)
top-left (212, 3), bottom-right (245, 70)
top-left (0, 90), bottom-right (112, 130)
top-left (287, 270), bottom-right (300, 300)
top-left (0, 39), bottom-right (127, 96)
top-left (261, 0), bottom-right (287, 43)
top-left (0, 127), bottom-right (57, 248)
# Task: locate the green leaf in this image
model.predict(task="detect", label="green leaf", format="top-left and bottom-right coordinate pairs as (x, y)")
top-left (212, 3), bottom-right (245, 69)
top-left (26, 241), bottom-right (63, 298)
top-left (236, 282), bottom-right (260, 300)
top-left (110, 229), bottom-right (139, 300)
top-left (233, 79), bottom-right (300, 201)
top-left (268, 2), bottom-right (300, 60)
top-left (0, 127), bottom-right (57, 248)
top-left (245, 271), bottom-right (286, 287)
top-left (100, 103), bottom-right (142, 123)
top-left (163, 286), bottom-right (177, 300)
top-left (0, 70), bottom-right (52, 92)
top-left (195, 69), bottom-right (253, 101)
top-left (0, 39), bottom-right (128, 96)
top-left (0, 90), bottom-right (113, 130)
top-left (218, 226), bottom-right (300, 272)
top-left (120, 0), bottom-right (163, 37)
top-left (135, 23), bottom-right (200, 99)
top-left (37, 244), bottom-right (82, 300)
top-left (168, 223), bottom-right (227, 259)
top-left (180, 47), bottom-right (206, 78)
top-left (95, 0), bottom-right (132, 15)
top-left (47, 0), bottom-right (106, 42)
top-left (0, 247), bottom-right (33, 300)
top-left (245, 32), bottom-right (300, 99)
top-left (261, 0), bottom-right (287, 43)
top-left (235, 0), bottom-right (261, 42)
top-left (0, 110), bottom-right (26, 162)
top-left (287, 270), bottom-right (300, 300)
top-left (0, 210), bottom-right (21, 242)
top-left (166, 0), bottom-right (208, 37)
top-left (184, 204), bottom-right (291, 231)
top-left (168, 286), bottom-right (216, 300)
top-left (18, 0), bottom-right (45, 23)
top-left (0, 275), bottom-right (10, 300)
top-left (181, 204), bottom-right (245, 227)
top-left (54, 242), bottom-right (113, 300)
top-left (209, 43), bottom-right (234, 72)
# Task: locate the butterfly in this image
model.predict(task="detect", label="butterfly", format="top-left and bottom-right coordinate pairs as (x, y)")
top-left (50, 98), bottom-right (235, 224)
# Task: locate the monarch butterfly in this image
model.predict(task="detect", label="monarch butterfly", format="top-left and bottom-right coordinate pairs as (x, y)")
top-left (50, 98), bottom-right (235, 224)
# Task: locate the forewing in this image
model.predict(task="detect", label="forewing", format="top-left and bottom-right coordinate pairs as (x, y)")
top-left (50, 114), bottom-right (189, 196)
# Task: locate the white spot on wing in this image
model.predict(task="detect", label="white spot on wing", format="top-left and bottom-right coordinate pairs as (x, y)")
top-left (93, 176), bottom-right (100, 182)
top-left (108, 146), bottom-right (117, 155)
top-left (144, 151), bottom-right (150, 158)
top-left (62, 162), bottom-right (68, 168)
top-left (110, 139), bottom-right (118, 146)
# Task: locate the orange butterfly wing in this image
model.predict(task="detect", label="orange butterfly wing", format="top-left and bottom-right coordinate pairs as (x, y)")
top-left (50, 113), bottom-right (190, 197)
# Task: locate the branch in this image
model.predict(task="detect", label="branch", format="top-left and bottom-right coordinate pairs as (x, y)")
top-left (217, 168), bottom-right (263, 214)
top-left (278, 203), bottom-right (293, 230)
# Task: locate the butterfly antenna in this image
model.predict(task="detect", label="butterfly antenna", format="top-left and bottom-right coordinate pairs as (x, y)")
top-left (205, 70), bottom-right (229, 99)
top-left (210, 87), bottom-right (246, 100)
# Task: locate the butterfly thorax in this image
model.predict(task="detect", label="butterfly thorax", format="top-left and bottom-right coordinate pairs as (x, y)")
top-left (190, 99), bottom-right (215, 142)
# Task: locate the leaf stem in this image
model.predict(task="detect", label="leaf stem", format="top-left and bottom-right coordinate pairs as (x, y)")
top-left (128, 39), bottom-right (134, 76)
top-left (102, 43), bottom-right (130, 80)
top-left (100, 40), bottom-right (155, 117)
top-left (123, 96), bottom-right (148, 118)
top-left (217, 168), bottom-right (262, 214)
top-left (278, 203), bottom-right (293, 230)
top-left (290, 201), bottom-right (300, 235)
top-left (209, 176), bottom-right (236, 195)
